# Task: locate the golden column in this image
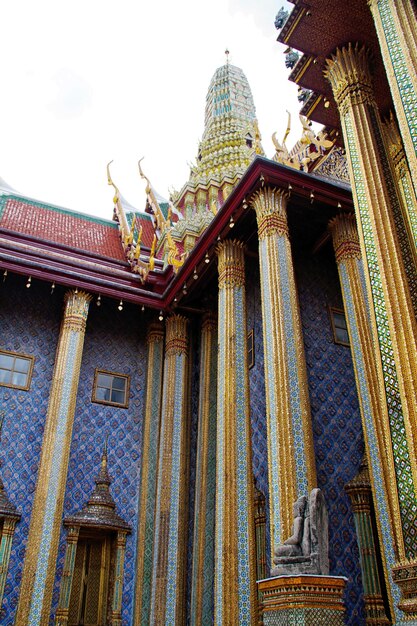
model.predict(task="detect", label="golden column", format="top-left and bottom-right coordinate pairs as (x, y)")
top-left (345, 458), bottom-right (390, 626)
top-left (383, 114), bottom-right (417, 257)
top-left (325, 44), bottom-right (417, 617)
top-left (215, 240), bottom-right (257, 626)
top-left (190, 312), bottom-right (217, 626)
top-left (133, 323), bottom-right (164, 626)
top-left (15, 290), bottom-right (92, 626)
top-left (150, 315), bottom-right (189, 626)
top-left (329, 213), bottom-right (399, 617)
top-left (368, 0), bottom-right (417, 197)
top-left (251, 186), bottom-right (316, 552)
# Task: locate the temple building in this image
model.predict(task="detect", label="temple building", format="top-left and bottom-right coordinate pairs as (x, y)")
top-left (0, 1), bottom-right (416, 624)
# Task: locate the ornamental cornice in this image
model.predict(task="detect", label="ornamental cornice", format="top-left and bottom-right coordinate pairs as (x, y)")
top-left (216, 239), bottom-right (246, 289)
top-left (328, 213), bottom-right (361, 263)
top-left (324, 43), bottom-right (375, 114)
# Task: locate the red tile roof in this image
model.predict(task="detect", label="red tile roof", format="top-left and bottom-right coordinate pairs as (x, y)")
top-left (0, 197), bottom-right (126, 260)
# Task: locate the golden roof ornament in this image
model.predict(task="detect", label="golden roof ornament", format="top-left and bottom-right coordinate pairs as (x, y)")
top-left (107, 160), bottom-right (155, 283)
top-left (272, 113), bottom-right (334, 171)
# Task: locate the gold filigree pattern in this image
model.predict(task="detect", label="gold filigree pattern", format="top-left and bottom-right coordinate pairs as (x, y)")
top-left (251, 187), bottom-right (289, 239)
top-left (328, 214), bottom-right (361, 263)
top-left (324, 44), bottom-right (375, 115)
top-left (216, 240), bottom-right (246, 289)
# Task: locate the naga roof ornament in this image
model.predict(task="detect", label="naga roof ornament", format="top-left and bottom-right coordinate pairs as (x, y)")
top-left (272, 113), bottom-right (334, 171)
top-left (107, 160), bottom-right (156, 283)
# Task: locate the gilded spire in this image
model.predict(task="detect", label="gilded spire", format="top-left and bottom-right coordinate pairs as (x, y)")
top-left (64, 438), bottom-right (130, 532)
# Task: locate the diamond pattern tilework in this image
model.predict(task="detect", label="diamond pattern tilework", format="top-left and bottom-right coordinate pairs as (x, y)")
top-left (0, 276), bottom-right (61, 625)
top-left (295, 250), bottom-right (365, 626)
top-left (345, 110), bottom-right (417, 558)
top-left (246, 258), bottom-right (270, 569)
top-left (377, 0), bottom-right (417, 158)
top-left (187, 326), bottom-right (206, 621)
top-left (50, 298), bottom-right (147, 625)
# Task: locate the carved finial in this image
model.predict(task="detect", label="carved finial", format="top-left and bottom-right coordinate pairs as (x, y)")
top-left (138, 157), bottom-right (152, 193)
top-left (225, 48), bottom-right (230, 65)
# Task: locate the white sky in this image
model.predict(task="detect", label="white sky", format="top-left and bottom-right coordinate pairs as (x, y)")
top-left (1, 0), bottom-right (302, 219)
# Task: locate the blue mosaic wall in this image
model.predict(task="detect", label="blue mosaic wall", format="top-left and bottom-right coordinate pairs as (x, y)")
top-left (187, 324), bottom-right (201, 621)
top-left (295, 249), bottom-right (365, 626)
top-left (246, 258), bottom-right (270, 568)
top-left (50, 298), bottom-right (148, 625)
top-left (0, 276), bottom-right (61, 625)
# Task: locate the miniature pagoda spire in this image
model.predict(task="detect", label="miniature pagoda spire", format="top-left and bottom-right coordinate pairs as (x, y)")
top-left (168, 57), bottom-right (264, 256)
top-left (64, 438), bottom-right (130, 531)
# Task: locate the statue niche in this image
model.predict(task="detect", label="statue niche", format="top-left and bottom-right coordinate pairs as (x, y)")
top-left (271, 488), bottom-right (329, 576)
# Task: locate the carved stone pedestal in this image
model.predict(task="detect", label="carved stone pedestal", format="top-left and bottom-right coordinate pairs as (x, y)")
top-left (258, 575), bottom-right (346, 626)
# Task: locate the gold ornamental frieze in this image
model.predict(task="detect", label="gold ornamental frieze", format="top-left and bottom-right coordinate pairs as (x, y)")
top-left (216, 240), bottom-right (246, 289)
top-left (165, 315), bottom-right (189, 356)
top-left (324, 44), bottom-right (375, 114)
top-left (329, 214), bottom-right (362, 263)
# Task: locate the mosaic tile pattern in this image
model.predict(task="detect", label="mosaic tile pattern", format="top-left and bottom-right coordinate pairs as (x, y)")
top-left (190, 320), bottom-right (217, 625)
top-left (235, 286), bottom-right (253, 625)
top-left (136, 332), bottom-right (164, 624)
top-left (377, 0), bottom-right (417, 160)
top-left (165, 354), bottom-right (186, 622)
top-left (339, 263), bottom-right (401, 616)
top-left (263, 607), bottom-right (345, 626)
top-left (0, 277), bottom-right (61, 625)
top-left (50, 298), bottom-right (148, 625)
top-left (246, 260), bottom-right (270, 567)
top-left (344, 110), bottom-right (417, 558)
top-left (188, 328), bottom-right (201, 623)
top-left (29, 329), bottom-right (81, 625)
top-left (296, 250), bottom-right (365, 625)
top-left (370, 106), bottom-right (417, 313)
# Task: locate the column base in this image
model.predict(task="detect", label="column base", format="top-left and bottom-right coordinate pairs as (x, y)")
top-left (258, 575), bottom-right (346, 625)
top-left (392, 560), bottom-right (417, 619)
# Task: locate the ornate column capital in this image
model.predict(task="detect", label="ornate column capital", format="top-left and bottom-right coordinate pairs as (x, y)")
top-left (63, 290), bottom-right (92, 332)
top-left (165, 314), bottom-right (188, 356)
top-left (328, 213), bottom-right (362, 263)
top-left (324, 43), bottom-right (375, 114)
top-left (216, 239), bottom-right (245, 289)
top-left (251, 186), bottom-right (289, 239)
top-left (146, 322), bottom-right (165, 345)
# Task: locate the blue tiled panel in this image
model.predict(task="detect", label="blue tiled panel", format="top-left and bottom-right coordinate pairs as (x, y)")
top-left (246, 258), bottom-right (270, 568)
top-left (50, 299), bottom-right (148, 625)
top-left (0, 276), bottom-right (61, 625)
top-left (187, 325), bottom-right (201, 621)
top-left (296, 250), bottom-right (365, 626)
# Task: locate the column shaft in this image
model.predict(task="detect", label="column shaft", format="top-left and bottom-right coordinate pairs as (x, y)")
top-left (133, 323), bottom-right (164, 625)
top-left (190, 313), bottom-right (217, 626)
top-left (369, 0), bottom-right (417, 197)
top-left (251, 186), bottom-right (316, 553)
top-left (0, 518), bottom-right (18, 609)
top-left (15, 290), bottom-right (91, 626)
top-left (345, 460), bottom-right (390, 625)
top-left (150, 315), bottom-right (189, 625)
top-left (329, 213), bottom-right (401, 617)
top-left (325, 44), bottom-right (417, 563)
top-left (215, 240), bottom-right (257, 626)
top-left (110, 531), bottom-right (128, 626)
top-left (55, 526), bottom-right (80, 626)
